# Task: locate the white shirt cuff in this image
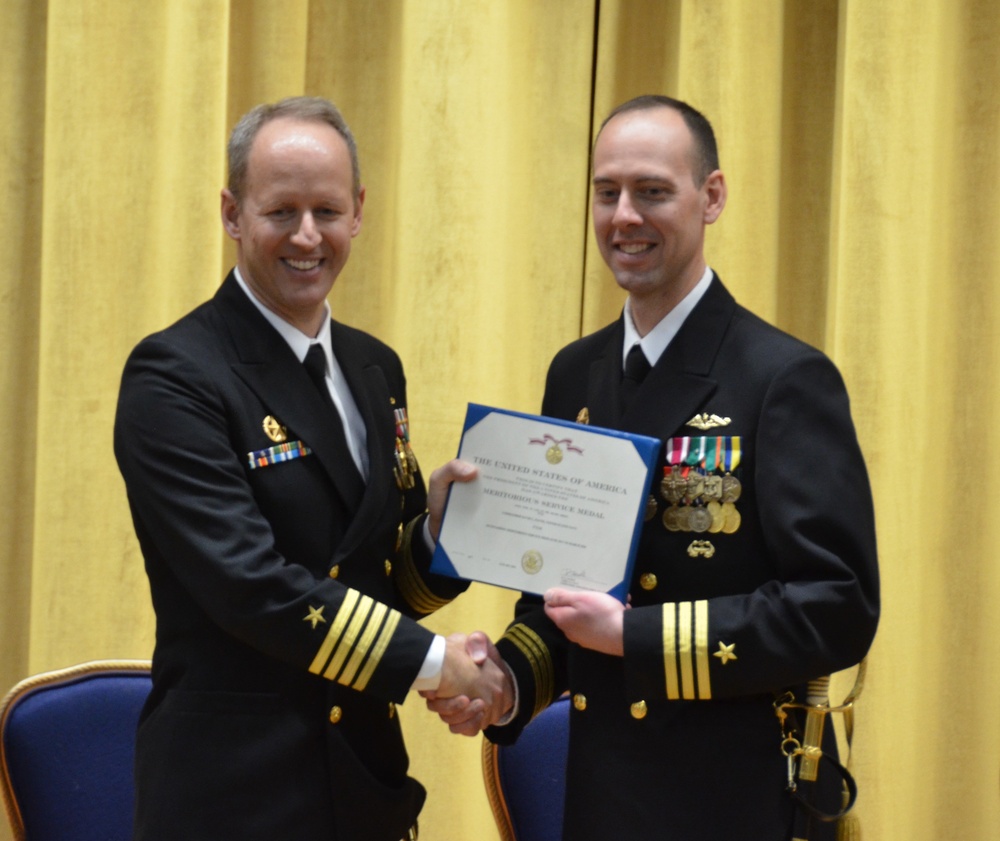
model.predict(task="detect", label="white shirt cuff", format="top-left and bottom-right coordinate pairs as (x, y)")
top-left (409, 634), bottom-right (445, 692)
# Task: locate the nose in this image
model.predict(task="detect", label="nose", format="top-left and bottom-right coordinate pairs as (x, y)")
top-left (291, 212), bottom-right (322, 248)
top-left (612, 191), bottom-right (642, 227)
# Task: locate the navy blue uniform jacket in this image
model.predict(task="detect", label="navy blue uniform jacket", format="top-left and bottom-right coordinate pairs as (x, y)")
top-left (487, 276), bottom-right (879, 841)
top-left (115, 273), bottom-right (467, 841)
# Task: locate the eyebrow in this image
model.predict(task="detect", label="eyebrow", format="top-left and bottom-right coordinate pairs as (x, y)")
top-left (592, 175), bottom-right (675, 186)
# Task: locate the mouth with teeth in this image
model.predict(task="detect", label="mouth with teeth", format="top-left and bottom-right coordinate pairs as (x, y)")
top-left (616, 242), bottom-right (654, 255)
top-left (284, 258), bottom-right (322, 271)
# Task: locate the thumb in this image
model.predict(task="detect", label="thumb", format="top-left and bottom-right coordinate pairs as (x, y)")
top-left (466, 630), bottom-right (489, 665)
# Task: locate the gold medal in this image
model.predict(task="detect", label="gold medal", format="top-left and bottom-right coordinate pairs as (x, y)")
top-left (662, 504), bottom-right (683, 532)
top-left (707, 500), bottom-right (725, 533)
top-left (702, 474), bottom-right (723, 501)
top-left (645, 494), bottom-right (658, 522)
top-left (676, 506), bottom-right (692, 532)
top-left (660, 466), bottom-right (686, 503)
top-left (404, 441), bottom-right (419, 475)
top-left (685, 471), bottom-right (705, 502)
top-left (721, 502), bottom-right (741, 534)
top-left (721, 472), bottom-right (742, 503)
top-left (394, 440), bottom-right (416, 490)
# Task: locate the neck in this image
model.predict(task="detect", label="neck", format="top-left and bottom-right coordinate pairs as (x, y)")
top-left (627, 264), bottom-right (707, 336)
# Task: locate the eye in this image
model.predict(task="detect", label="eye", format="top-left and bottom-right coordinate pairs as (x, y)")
top-left (594, 188), bottom-right (620, 203)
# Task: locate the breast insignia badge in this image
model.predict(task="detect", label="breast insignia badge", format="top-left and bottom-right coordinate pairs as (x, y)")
top-left (262, 415), bottom-right (288, 442)
top-left (686, 413), bottom-right (731, 430)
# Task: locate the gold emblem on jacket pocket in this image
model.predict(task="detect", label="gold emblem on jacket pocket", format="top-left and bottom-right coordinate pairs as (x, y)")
top-left (262, 415), bottom-right (287, 442)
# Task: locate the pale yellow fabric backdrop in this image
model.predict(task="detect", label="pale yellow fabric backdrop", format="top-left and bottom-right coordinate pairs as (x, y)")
top-left (2, 1), bottom-right (998, 839)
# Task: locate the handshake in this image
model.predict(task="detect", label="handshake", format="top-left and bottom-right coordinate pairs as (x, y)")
top-left (419, 459), bottom-right (628, 735)
top-left (420, 631), bottom-right (515, 736)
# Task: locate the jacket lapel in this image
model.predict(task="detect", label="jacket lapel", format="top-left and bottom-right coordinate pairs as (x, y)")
top-left (213, 275), bottom-right (368, 513)
top-left (328, 320), bottom-right (397, 557)
top-left (594, 276), bottom-right (737, 440)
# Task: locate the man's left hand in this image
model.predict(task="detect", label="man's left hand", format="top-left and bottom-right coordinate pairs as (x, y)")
top-left (544, 587), bottom-right (626, 656)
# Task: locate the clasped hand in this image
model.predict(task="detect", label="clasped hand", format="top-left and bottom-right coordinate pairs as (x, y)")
top-left (421, 631), bottom-right (514, 736)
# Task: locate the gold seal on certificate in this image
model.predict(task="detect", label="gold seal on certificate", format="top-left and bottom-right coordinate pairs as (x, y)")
top-left (521, 550), bottom-right (543, 574)
top-left (431, 404), bottom-right (659, 602)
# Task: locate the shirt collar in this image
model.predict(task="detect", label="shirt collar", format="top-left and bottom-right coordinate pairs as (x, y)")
top-left (233, 266), bottom-right (333, 367)
top-left (622, 266), bottom-right (714, 369)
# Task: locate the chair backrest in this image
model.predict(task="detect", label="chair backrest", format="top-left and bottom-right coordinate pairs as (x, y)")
top-left (0, 660), bottom-right (152, 841)
top-left (481, 695), bottom-right (569, 841)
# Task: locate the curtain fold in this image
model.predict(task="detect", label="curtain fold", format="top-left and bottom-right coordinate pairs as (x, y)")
top-left (2, 2), bottom-right (998, 839)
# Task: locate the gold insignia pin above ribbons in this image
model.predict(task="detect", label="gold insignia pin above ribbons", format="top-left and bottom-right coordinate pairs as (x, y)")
top-left (686, 413), bottom-right (731, 430)
top-left (262, 415), bottom-right (288, 442)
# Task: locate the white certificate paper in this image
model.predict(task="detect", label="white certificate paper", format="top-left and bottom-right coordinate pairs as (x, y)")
top-left (431, 405), bottom-right (660, 602)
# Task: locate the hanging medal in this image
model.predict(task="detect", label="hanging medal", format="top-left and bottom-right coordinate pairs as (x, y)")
top-left (720, 437), bottom-right (742, 533)
top-left (393, 407), bottom-right (418, 490)
top-left (661, 434), bottom-right (743, 535)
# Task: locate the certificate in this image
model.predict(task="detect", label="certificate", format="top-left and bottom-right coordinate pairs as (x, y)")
top-left (430, 404), bottom-right (660, 602)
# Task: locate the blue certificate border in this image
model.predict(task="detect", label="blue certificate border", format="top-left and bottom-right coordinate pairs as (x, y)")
top-left (430, 403), bottom-right (660, 602)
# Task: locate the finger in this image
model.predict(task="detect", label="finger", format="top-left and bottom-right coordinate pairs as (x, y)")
top-left (544, 587), bottom-right (575, 607)
top-left (450, 716), bottom-right (486, 736)
top-left (439, 699), bottom-right (487, 726)
top-left (425, 695), bottom-right (472, 715)
top-left (429, 458), bottom-right (478, 489)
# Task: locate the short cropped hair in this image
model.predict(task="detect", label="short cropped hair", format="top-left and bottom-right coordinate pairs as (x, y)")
top-left (227, 96), bottom-right (361, 202)
top-left (597, 95), bottom-right (720, 186)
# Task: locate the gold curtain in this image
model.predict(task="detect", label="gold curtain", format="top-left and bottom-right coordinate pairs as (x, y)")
top-left (2, 1), bottom-right (998, 839)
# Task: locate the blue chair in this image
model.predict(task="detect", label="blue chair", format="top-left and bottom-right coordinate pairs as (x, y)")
top-left (481, 695), bottom-right (569, 841)
top-left (0, 660), bottom-right (151, 841)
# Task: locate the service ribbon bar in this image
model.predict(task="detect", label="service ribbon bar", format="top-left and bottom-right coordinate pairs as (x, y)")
top-left (394, 408), bottom-right (410, 442)
top-left (665, 436), bottom-right (741, 471)
top-left (247, 440), bottom-right (313, 470)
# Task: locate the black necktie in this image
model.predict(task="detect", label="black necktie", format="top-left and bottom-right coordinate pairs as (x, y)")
top-left (303, 344), bottom-right (365, 506)
top-left (303, 344), bottom-right (336, 411)
top-left (620, 343), bottom-right (651, 413)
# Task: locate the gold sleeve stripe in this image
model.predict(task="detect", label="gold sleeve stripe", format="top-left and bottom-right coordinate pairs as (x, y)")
top-left (353, 608), bottom-right (402, 692)
top-left (396, 517), bottom-right (454, 614)
top-left (504, 623), bottom-right (554, 718)
top-left (339, 601), bottom-right (389, 687)
top-left (694, 599), bottom-right (711, 700)
top-left (324, 595), bottom-right (375, 681)
top-left (678, 601), bottom-right (695, 700)
top-left (662, 602), bottom-right (680, 700)
top-left (309, 588), bottom-right (361, 675)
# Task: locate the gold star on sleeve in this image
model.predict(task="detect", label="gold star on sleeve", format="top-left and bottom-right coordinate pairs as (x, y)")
top-left (713, 641), bottom-right (737, 665)
top-left (304, 605), bottom-right (327, 629)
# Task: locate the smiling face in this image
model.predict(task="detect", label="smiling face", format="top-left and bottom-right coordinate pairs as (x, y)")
top-left (220, 117), bottom-right (364, 337)
top-left (591, 106), bottom-right (726, 328)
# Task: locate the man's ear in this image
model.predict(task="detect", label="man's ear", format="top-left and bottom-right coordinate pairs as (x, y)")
top-left (220, 189), bottom-right (241, 241)
top-left (703, 170), bottom-right (727, 225)
top-left (350, 187), bottom-right (365, 238)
